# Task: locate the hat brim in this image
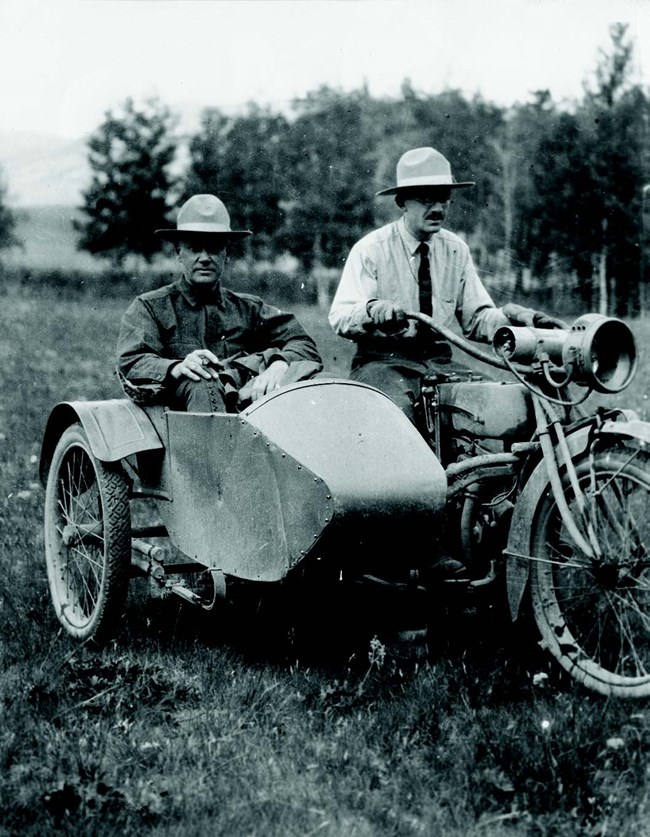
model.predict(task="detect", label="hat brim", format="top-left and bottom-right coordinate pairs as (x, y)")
top-left (156, 228), bottom-right (252, 241)
top-left (376, 181), bottom-right (475, 197)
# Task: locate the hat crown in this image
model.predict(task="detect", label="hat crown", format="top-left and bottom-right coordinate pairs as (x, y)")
top-left (177, 194), bottom-right (231, 232)
top-left (375, 146), bottom-right (474, 196)
top-left (155, 194), bottom-right (252, 240)
top-left (396, 147), bottom-right (452, 183)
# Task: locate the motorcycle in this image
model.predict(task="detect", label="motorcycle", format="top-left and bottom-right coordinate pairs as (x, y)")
top-left (39, 310), bottom-right (649, 698)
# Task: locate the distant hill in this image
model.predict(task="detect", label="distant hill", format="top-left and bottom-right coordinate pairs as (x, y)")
top-left (3, 204), bottom-right (101, 271)
top-left (0, 128), bottom-right (190, 270)
top-left (3, 205), bottom-right (181, 273)
top-left (0, 104), bottom-right (200, 208)
top-left (0, 132), bottom-right (90, 208)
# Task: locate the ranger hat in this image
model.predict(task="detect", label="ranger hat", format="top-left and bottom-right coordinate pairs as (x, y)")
top-left (156, 194), bottom-right (252, 241)
top-left (376, 147), bottom-right (475, 196)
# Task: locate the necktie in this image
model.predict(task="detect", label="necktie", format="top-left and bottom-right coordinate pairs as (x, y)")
top-left (417, 242), bottom-right (432, 317)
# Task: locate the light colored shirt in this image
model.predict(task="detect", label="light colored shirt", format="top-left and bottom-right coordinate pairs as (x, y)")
top-left (328, 217), bottom-right (508, 344)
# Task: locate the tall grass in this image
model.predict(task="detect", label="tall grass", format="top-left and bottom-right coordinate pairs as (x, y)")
top-left (0, 288), bottom-right (648, 836)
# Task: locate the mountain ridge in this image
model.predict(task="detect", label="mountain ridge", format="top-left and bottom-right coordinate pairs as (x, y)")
top-left (0, 131), bottom-right (90, 208)
top-left (0, 102), bottom-right (209, 208)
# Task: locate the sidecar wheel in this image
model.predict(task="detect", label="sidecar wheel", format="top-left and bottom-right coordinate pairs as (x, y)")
top-left (530, 447), bottom-right (650, 698)
top-left (44, 423), bottom-right (131, 644)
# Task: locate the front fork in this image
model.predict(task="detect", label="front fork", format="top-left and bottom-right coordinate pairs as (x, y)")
top-left (531, 395), bottom-right (601, 561)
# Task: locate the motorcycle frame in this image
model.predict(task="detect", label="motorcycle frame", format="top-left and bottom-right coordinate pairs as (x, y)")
top-left (409, 311), bottom-right (641, 598)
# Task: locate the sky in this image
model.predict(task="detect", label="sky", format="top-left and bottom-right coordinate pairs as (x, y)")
top-left (1, 0), bottom-right (650, 141)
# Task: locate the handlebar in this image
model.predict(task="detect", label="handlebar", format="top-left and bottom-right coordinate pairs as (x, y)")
top-left (406, 311), bottom-right (530, 374)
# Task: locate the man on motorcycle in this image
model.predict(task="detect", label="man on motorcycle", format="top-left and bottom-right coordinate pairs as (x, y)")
top-left (328, 146), bottom-right (562, 423)
top-left (117, 194), bottom-right (322, 412)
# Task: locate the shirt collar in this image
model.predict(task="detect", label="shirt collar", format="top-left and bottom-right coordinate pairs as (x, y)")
top-left (397, 216), bottom-right (433, 257)
top-left (177, 275), bottom-right (224, 309)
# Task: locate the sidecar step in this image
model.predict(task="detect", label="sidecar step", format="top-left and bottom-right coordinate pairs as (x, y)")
top-left (161, 561), bottom-right (207, 575)
top-left (131, 524), bottom-right (168, 538)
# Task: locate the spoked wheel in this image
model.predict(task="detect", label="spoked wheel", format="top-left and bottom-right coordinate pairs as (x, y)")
top-left (44, 423), bottom-right (131, 643)
top-left (530, 445), bottom-right (650, 698)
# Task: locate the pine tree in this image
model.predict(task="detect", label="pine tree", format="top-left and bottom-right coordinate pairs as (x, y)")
top-left (75, 97), bottom-right (177, 267)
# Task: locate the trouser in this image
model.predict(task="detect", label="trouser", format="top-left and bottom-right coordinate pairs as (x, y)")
top-left (169, 376), bottom-right (233, 413)
top-left (350, 362), bottom-right (423, 423)
top-left (350, 356), bottom-right (479, 424)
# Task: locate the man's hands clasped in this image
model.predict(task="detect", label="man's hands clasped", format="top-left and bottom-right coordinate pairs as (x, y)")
top-left (171, 350), bottom-right (289, 403)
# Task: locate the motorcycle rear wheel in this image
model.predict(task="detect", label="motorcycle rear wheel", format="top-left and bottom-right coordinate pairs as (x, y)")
top-left (530, 445), bottom-right (650, 698)
top-left (44, 423), bottom-right (131, 643)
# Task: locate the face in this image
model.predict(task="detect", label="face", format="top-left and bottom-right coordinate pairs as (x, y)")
top-left (400, 188), bottom-right (452, 240)
top-left (177, 236), bottom-right (228, 286)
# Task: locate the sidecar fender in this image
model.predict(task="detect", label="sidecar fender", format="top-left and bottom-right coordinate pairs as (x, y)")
top-left (40, 399), bottom-right (164, 484)
top-left (506, 414), bottom-right (650, 620)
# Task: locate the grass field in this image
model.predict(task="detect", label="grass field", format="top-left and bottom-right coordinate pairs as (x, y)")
top-left (0, 287), bottom-right (649, 836)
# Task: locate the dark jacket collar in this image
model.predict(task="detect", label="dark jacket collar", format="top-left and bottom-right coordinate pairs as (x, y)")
top-left (177, 275), bottom-right (225, 308)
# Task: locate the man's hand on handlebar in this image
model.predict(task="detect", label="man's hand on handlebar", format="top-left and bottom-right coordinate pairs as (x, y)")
top-left (366, 299), bottom-right (409, 333)
top-left (170, 349), bottom-right (223, 382)
top-left (502, 303), bottom-right (567, 330)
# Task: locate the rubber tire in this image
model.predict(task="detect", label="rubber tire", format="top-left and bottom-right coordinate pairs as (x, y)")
top-left (530, 446), bottom-right (650, 698)
top-left (44, 423), bottom-right (131, 644)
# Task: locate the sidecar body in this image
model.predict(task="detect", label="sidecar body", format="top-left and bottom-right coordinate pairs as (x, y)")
top-left (40, 379), bottom-right (448, 642)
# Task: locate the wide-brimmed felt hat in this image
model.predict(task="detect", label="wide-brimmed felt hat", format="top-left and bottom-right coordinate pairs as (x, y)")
top-left (156, 194), bottom-right (252, 241)
top-left (376, 147), bottom-right (475, 196)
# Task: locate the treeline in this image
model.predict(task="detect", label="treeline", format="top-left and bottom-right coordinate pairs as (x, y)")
top-left (25, 24), bottom-right (650, 315)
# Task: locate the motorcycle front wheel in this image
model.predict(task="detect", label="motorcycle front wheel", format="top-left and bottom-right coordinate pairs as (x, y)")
top-left (530, 444), bottom-right (650, 698)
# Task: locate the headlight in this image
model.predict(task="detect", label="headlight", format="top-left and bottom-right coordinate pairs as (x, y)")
top-left (493, 314), bottom-right (637, 394)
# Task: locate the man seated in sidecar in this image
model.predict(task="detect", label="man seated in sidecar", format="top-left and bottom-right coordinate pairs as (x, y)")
top-left (117, 194), bottom-right (323, 411)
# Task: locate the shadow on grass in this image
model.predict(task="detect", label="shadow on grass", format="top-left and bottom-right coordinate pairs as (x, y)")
top-left (118, 574), bottom-right (552, 707)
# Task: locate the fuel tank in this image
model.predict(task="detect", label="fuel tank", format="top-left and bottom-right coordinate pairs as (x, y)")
top-left (436, 381), bottom-right (534, 441)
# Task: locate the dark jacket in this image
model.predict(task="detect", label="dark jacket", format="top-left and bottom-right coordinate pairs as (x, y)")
top-left (116, 277), bottom-right (322, 405)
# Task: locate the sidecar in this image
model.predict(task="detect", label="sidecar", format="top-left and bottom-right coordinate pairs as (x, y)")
top-left (39, 379), bottom-right (448, 644)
